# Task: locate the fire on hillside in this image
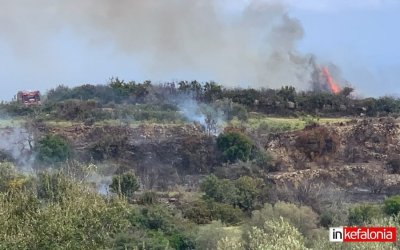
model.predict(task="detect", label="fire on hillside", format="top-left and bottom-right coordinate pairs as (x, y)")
top-left (312, 65), bottom-right (342, 94)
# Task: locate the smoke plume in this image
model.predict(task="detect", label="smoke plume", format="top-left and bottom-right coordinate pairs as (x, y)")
top-left (0, 125), bottom-right (35, 172)
top-left (1, 0), bottom-right (323, 90)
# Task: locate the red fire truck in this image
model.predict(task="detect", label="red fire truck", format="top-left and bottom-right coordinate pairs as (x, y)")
top-left (16, 91), bottom-right (41, 106)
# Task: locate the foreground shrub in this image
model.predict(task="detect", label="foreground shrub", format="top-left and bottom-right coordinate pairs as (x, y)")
top-left (0, 181), bottom-right (130, 249)
top-left (128, 204), bottom-right (196, 250)
top-left (197, 221), bottom-right (226, 250)
top-left (36, 172), bottom-right (73, 202)
top-left (244, 218), bottom-right (307, 250)
top-left (0, 162), bottom-right (31, 193)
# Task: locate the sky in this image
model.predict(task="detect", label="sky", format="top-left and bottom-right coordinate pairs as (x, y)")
top-left (0, 0), bottom-right (399, 101)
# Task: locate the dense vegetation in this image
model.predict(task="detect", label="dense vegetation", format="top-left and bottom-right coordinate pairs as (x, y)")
top-left (1, 161), bottom-right (400, 249)
top-left (1, 80), bottom-right (400, 249)
top-left (2, 79), bottom-right (400, 121)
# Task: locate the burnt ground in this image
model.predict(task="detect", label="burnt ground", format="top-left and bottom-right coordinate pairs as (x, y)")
top-left (2, 117), bottom-right (400, 203)
top-left (263, 117), bottom-right (400, 202)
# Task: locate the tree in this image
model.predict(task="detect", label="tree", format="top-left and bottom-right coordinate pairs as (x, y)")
top-left (217, 132), bottom-right (253, 163)
top-left (109, 172), bottom-right (140, 198)
top-left (203, 81), bottom-right (223, 102)
top-left (277, 86), bottom-right (296, 102)
top-left (340, 86), bottom-right (354, 98)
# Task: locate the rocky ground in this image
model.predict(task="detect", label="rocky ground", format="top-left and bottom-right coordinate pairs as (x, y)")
top-left (2, 117), bottom-right (400, 201)
top-left (264, 117), bottom-right (400, 202)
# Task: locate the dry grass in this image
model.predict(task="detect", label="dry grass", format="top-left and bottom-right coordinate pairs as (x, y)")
top-left (230, 113), bottom-right (351, 132)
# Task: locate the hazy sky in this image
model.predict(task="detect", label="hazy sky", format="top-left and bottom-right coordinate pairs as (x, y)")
top-left (0, 0), bottom-right (399, 101)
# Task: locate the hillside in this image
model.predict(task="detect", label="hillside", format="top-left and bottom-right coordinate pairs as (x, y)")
top-left (1, 82), bottom-right (400, 249)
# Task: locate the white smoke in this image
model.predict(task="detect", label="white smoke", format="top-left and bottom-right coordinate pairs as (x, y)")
top-left (0, 124), bottom-right (35, 173)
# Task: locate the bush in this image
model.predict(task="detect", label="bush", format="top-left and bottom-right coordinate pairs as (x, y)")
top-left (384, 195), bottom-right (400, 216)
top-left (138, 191), bottom-right (158, 205)
top-left (319, 212), bottom-right (334, 228)
top-left (234, 176), bottom-right (264, 212)
top-left (200, 174), bottom-right (237, 204)
top-left (252, 148), bottom-right (273, 170)
top-left (195, 221), bottom-right (231, 250)
top-left (109, 172), bottom-right (140, 198)
top-left (36, 172), bottom-right (72, 202)
top-left (245, 218), bottom-right (307, 250)
top-left (182, 200), bottom-right (213, 224)
top-left (0, 102), bottom-right (35, 116)
top-left (0, 177), bottom-right (131, 250)
top-left (348, 204), bottom-right (382, 225)
top-left (250, 202), bottom-right (319, 238)
top-left (36, 134), bottom-right (72, 165)
top-left (217, 132), bottom-right (253, 163)
top-left (0, 162), bottom-right (30, 192)
top-left (200, 175), bottom-right (264, 212)
top-left (130, 204), bottom-right (196, 249)
top-left (182, 200), bottom-right (244, 226)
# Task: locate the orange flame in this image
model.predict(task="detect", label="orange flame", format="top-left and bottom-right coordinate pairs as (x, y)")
top-left (321, 66), bottom-right (341, 94)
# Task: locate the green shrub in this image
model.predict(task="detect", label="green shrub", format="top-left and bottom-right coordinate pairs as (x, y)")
top-left (0, 102), bottom-right (40, 117)
top-left (200, 174), bottom-right (237, 204)
top-left (250, 202), bottom-right (319, 238)
top-left (234, 176), bottom-right (264, 212)
top-left (217, 131), bottom-right (253, 162)
top-left (0, 162), bottom-right (33, 193)
top-left (109, 172), bottom-right (140, 198)
top-left (138, 191), bottom-right (158, 205)
top-left (252, 148), bottom-right (272, 169)
top-left (245, 218), bottom-right (307, 250)
top-left (36, 172), bottom-right (72, 202)
top-left (36, 134), bottom-right (72, 165)
top-left (196, 221), bottom-right (231, 250)
top-left (384, 195), bottom-right (400, 216)
top-left (182, 200), bottom-right (213, 224)
top-left (0, 177), bottom-right (131, 250)
top-left (200, 174), bottom-right (264, 212)
top-left (348, 204), bottom-right (382, 225)
top-left (182, 200), bottom-right (244, 226)
top-left (300, 115), bottom-right (320, 127)
top-left (319, 212), bottom-right (333, 228)
top-left (130, 204), bottom-right (196, 249)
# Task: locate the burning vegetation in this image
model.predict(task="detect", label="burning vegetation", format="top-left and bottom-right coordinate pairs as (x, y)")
top-left (312, 66), bottom-right (342, 94)
top-left (321, 67), bottom-right (342, 94)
